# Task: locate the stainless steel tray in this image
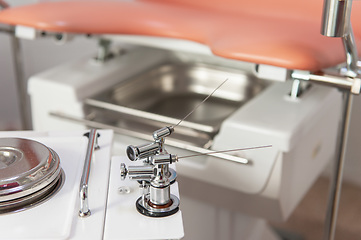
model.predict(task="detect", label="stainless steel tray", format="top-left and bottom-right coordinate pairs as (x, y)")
top-left (85, 61), bottom-right (269, 147)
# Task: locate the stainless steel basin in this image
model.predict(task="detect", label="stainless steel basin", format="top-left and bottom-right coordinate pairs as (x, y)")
top-left (85, 61), bottom-right (269, 147)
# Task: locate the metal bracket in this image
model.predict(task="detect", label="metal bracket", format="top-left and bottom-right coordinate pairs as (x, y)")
top-left (291, 70), bottom-right (361, 95)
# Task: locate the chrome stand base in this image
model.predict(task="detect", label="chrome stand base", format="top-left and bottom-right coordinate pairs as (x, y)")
top-left (136, 194), bottom-right (179, 218)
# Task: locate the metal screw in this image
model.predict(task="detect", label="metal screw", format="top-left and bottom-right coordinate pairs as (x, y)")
top-left (120, 163), bottom-right (128, 180)
top-left (118, 186), bottom-right (131, 194)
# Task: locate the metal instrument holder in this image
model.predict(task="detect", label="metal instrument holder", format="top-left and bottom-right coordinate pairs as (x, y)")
top-left (120, 127), bottom-right (181, 218)
top-left (79, 129), bottom-right (99, 217)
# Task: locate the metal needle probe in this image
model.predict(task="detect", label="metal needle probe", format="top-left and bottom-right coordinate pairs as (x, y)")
top-left (178, 145), bottom-right (272, 159)
top-left (173, 78), bottom-right (229, 128)
top-left (170, 78), bottom-right (272, 164)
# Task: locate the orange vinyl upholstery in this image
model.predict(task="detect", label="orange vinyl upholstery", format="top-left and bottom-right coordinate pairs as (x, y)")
top-left (1, 0), bottom-right (361, 71)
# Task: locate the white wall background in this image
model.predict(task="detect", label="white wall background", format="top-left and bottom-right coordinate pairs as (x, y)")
top-left (0, 1), bottom-right (361, 186)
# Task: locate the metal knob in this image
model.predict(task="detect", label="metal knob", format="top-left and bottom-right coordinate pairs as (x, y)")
top-left (120, 163), bottom-right (128, 180)
top-left (153, 126), bottom-right (174, 140)
top-left (126, 142), bottom-right (160, 161)
top-left (151, 154), bottom-right (178, 165)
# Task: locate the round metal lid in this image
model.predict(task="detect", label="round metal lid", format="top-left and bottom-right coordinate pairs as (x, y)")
top-left (0, 138), bottom-right (61, 202)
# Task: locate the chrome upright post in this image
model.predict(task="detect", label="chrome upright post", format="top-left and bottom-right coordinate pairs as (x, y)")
top-left (321, 1), bottom-right (359, 239)
top-left (323, 92), bottom-right (354, 240)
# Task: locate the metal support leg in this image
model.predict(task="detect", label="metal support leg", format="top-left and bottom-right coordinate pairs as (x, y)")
top-left (321, 1), bottom-right (359, 237)
top-left (323, 92), bottom-right (354, 240)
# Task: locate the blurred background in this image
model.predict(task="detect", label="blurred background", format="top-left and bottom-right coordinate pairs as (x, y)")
top-left (1, 1), bottom-right (361, 239)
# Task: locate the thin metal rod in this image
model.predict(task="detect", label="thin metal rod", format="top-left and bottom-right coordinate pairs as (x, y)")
top-left (49, 111), bottom-right (251, 165)
top-left (79, 129), bottom-right (98, 217)
top-left (323, 92), bottom-right (354, 240)
top-left (178, 145), bottom-right (272, 159)
top-left (173, 78), bottom-right (228, 128)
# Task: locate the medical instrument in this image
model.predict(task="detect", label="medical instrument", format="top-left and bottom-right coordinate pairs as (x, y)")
top-left (0, 0), bottom-right (361, 239)
top-left (120, 86), bottom-right (272, 218)
top-left (119, 78), bottom-right (272, 218)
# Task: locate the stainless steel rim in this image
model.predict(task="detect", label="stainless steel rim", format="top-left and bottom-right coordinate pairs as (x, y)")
top-left (0, 138), bottom-right (61, 201)
top-left (0, 169), bottom-right (65, 215)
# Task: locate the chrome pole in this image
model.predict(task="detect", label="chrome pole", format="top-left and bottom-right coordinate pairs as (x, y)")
top-left (321, 1), bottom-right (358, 239)
top-left (79, 129), bottom-right (98, 217)
top-left (323, 92), bottom-right (354, 240)
top-left (321, 0), bottom-right (353, 37)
